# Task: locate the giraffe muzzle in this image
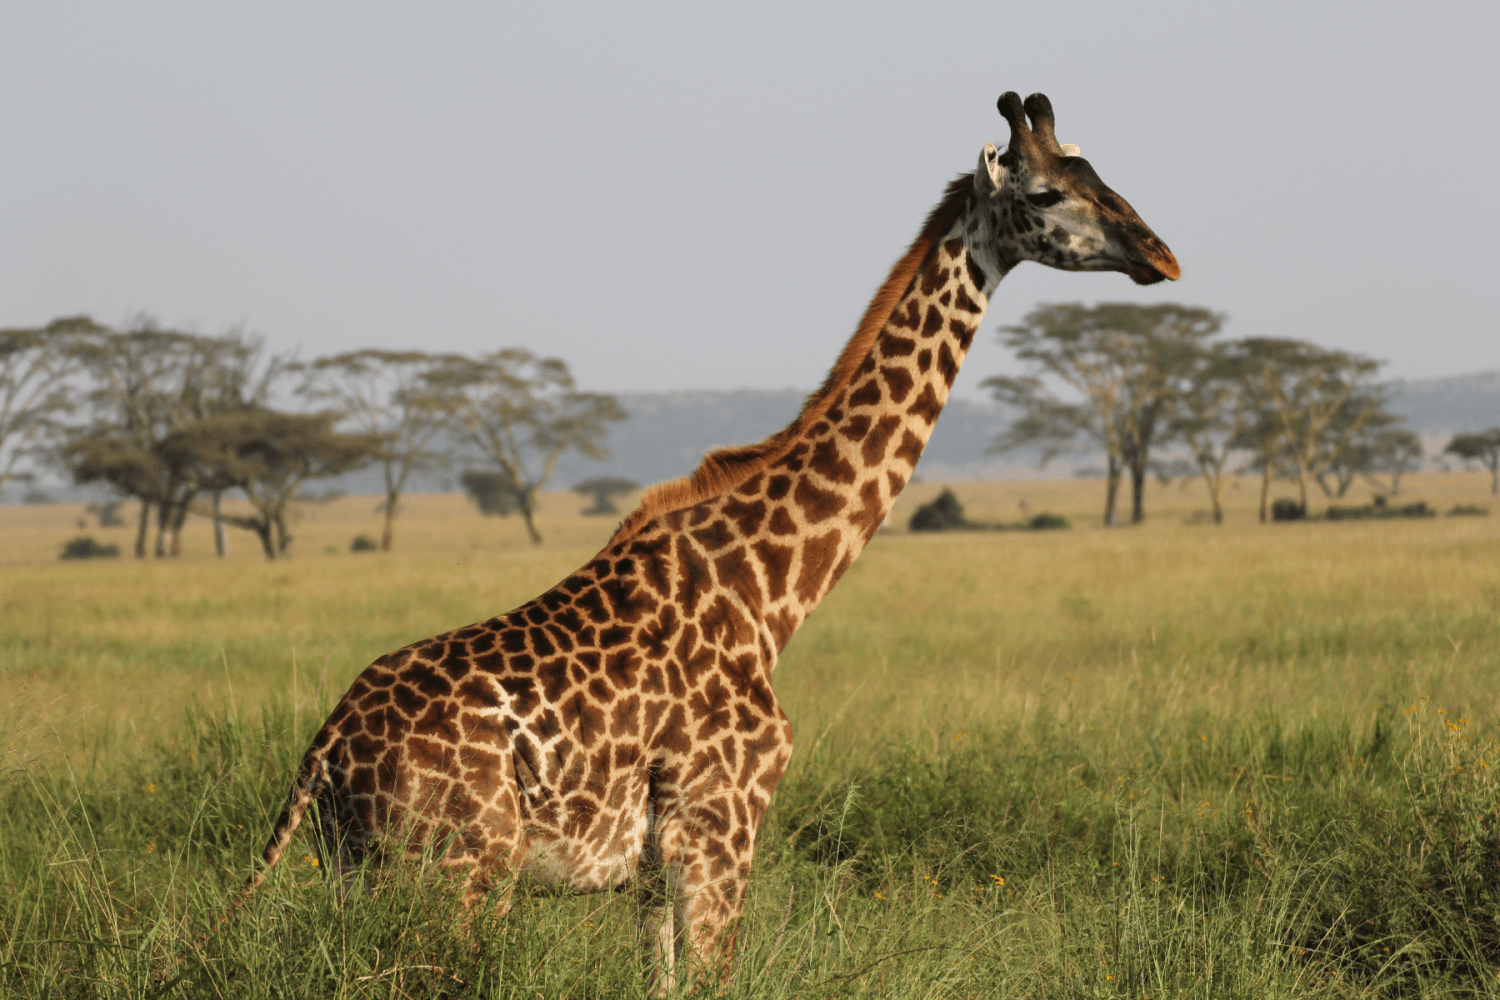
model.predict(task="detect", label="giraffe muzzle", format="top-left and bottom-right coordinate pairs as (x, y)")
top-left (1126, 241), bottom-right (1181, 285)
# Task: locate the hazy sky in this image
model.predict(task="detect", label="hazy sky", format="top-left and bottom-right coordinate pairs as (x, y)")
top-left (4, 2), bottom-right (1497, 403)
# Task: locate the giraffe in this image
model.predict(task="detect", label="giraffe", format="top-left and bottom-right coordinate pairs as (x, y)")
top-left (244, 91), bottom-right (1179, 985)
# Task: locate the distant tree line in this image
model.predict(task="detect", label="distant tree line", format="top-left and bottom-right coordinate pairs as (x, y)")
top-left (0, 317), bottom-right (626, 558)
top-left (987, 303), bottom-right (1451, 525)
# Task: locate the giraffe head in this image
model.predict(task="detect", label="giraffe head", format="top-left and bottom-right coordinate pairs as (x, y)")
top-left (973, 92), bottom-right (1180, 285)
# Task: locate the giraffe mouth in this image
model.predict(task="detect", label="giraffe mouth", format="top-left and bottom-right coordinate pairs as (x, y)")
top-left (1128, 262), bottom-right (1169, 285)
top-left (1127, 248), bottom-right (1181, 285)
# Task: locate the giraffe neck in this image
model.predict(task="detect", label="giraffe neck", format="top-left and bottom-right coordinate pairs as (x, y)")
top-left (605, 179), bottom-right (1021, 671)
top-left (729, 214), bottom-right (1003, 647)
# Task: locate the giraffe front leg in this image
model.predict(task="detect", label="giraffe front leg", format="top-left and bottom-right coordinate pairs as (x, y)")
top-left (674, 839), bottom-right (751, 986)
top-left (640, 709), bottom-right (793, 989)
top-left (643, 784), bottom-right (773, 989)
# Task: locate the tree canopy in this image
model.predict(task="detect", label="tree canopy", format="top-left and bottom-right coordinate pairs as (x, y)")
top-left (985, 302), bottom-right (1223, 525)
top-left (297, 350), bottom-right (452, 550)
top-left (22, 318), bottom-right (627, 559)
top-left (0, 317), bottom-right (100, 501)
top-left (1444, 429), bottom-right (1500, 495)
top-left (989, 309), bottom-right (1417, 524)
top-left (425, 350), bottom-right (626, 543)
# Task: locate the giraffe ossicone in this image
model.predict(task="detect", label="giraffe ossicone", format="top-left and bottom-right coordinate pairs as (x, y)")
top-left (244, 91), bottom-right (1178, 988)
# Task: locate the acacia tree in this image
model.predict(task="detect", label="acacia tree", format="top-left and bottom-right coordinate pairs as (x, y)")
top-left (298, 350), bottom-right (451, 551)
top-left (1315, 400), bottom-right (1419, 498)
top-left (985, 303), bottom-right (1222, 525)
top-left (68, 321), bottom-right (220, 556)
top-left (0, 318), bottom-right (97, 500)
top-left (164, 409), bottom-right (381, 559)
top-left (425, 350), bottom-right (626, 544)
top-left (1444, 429), bottom-right (1500, 494)
top-left (1237, 338), bottom-right (1384, 517)
top-left (1169, 340), bottom-right (1260, 524)
top-left (1361, 428), bottom-right (1424, 496)
top-left (66, 321), bottom-right (280, 557)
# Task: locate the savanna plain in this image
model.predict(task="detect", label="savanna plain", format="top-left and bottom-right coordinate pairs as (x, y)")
top-left (4, 473), bottom-right (1500, 999)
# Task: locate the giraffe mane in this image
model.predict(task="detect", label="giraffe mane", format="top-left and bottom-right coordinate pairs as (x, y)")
top-left (607, 175), bottom-right (974, 544)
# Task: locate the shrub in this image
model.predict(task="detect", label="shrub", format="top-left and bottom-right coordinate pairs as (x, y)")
top-left (350, 534), bottom-right (379, 552)
top-left (59, 536), bottom-right (119, 560)
top-left (909, 489), bottom-right (969, 532)
top-left (1271, 498), bottom-right (1305, 521)
top-left (1389, 501), bottom-right (1435, 518)
top-left (1326, 501), bottom-right (1436, 520)
top-left (1449, 504), bottom-right (1489, 517)
top-left (910, 494), bottom-right (1067, 532)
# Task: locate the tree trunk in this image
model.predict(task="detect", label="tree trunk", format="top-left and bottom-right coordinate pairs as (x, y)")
top-left (1102, 457), bottom-right (1120, 527)
top-left (1129, 459), bottom-right (1147, 524)
top-left (1200, 464), bottom-right (1224, 525)
top-left (212, 492), bottom-right (229, 558)
top-left (1491, 461), bottom-right (1498, 496)
top-left (273, 515), bottom-right (293, 557)
top-left (253, 521), bottom-right (276, 560)
top-left (154, 500), bottom-right (171, 558)
top-left (1258, 465), bottom-right (1272, 523)
top-left (168, 498), bottom-right (191, 557)
top-left (135, 500), bottom-right (151, 558)
top-left (381, 491), bottom-right (397, 551)
top-left (519, 496), bottom-right (543, 544)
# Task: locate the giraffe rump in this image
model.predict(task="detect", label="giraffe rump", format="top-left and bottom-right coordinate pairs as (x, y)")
top-left (609, 176), bottom-right (975, 543)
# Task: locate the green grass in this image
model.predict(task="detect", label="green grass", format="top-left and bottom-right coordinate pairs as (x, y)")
top-left (4, 482), bottom-right (1500, 997)
top-left (8, 695), bottom-right (1500, 997)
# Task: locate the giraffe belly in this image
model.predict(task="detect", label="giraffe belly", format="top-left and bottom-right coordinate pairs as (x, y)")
top-left (515, 782), bottom-right (653, 892)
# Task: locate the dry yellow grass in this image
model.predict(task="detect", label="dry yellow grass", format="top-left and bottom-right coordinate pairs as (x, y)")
top-left (2, 471), bottom-right (1496, 770)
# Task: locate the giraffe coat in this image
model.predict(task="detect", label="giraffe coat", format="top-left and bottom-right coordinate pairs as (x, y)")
top-left (247, 89), bottom-right (1179, 982)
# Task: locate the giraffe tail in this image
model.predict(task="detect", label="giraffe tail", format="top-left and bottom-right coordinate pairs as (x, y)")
top-left (234, 744), bottom-right (328, 905)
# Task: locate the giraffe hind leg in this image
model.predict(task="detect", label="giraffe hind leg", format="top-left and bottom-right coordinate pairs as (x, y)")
top-left (310, 791), bottom-right (365, 900)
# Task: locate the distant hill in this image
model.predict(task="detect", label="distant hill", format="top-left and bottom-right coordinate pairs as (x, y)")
top-left (1387, 371), bottom-right (1500, 437)
top-left (542, 390), bottom-right (1036, 487)
top-left (546, 371), bottom-right (1500, 487)
top-left (12, 371), bottom-right (1500, 504)
top-left (322, 389), bottom-right (1039, 496)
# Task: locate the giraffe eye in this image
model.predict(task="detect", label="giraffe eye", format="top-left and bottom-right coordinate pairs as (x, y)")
top-left (1026, 190), bottom-right (1065, 208)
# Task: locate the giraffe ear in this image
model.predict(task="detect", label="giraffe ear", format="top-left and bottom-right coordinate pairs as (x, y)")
top-left (1060, 143), bottom-right (1081, 157)
top-left (974, 142), bottom-right (1006, 197)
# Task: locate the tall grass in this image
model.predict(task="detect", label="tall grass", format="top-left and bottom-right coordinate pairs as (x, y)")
top-left (6, 697), bottom-right (1500, 997)
top-left (4, 479), bottom-right (1500, 996)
